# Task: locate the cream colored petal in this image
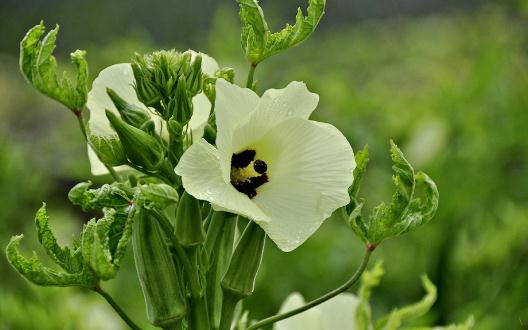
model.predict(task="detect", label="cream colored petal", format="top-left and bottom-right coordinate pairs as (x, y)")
top-left (188, 93), bottom-right (212, 141)
top-left (87, 63), bottom-right (150, 137)
top-left (214, 79), bottom-right (260, 178)
top-left (252, 118), bottom-right (355, 251)
top-left (230, 81), bottom-right (319, 153)
top-left (175, 139), bottom-right (270, 224)
top-left (274, 293), bottom-right (320, 330)
top-left (257, 81), bottom-right (319, 119)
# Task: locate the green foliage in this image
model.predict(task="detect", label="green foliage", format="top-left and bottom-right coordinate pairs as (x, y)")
top-left (19, 22), bottom-right (88, 112)
top-left (348, 141), bottom-right (439, 245)
top-left (68, 181), bottom-right (131, 211)
top-left (237, 0), bottom-right (326, 64)
top-left (6, 205), bottom-right (98, 288)
top-left (81, 207), bottom-right (135, 280)
top-left (6, 202), bottom-right (136, 288)
top-left (137, 183), bottom-right (179, 210)
top-left (375, 275), bottom-right (437, 330)
top-left (355, 261), bottom-right (384, 330)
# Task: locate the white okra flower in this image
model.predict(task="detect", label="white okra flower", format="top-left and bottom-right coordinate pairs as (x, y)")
top-left (86, 51), bottom-right (219, 175)
top-left (176, 79), bottom-right (356, 251)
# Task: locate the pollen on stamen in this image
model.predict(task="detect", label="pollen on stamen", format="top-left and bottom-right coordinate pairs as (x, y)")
top-left (231, 150), bottom-right (269, 199)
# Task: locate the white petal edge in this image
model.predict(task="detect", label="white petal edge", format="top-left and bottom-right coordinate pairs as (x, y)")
top-left (251, 118), bottom-right (355, 251)
top-left (186, 50), bottom-right (220, 76)
top-left (256, 81), bottom-right (319, 120)
top-left (175, 139), bottom-right (270, 224)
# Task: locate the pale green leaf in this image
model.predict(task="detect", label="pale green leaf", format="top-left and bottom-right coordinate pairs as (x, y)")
top-left (6, 235), bottom-right (98, 288)
top-left (348, 141), bottom-right (439, 245)
top-left (138, 183), bottom-right (179, 210)
top-left (355, 261), bottom-right (384, 330)
top-left (20, 22), bottom-right (89, 111)
top-left (68, 181), bottom-right (131, 211)
top-left (34, 203), bottom-right (83, 273)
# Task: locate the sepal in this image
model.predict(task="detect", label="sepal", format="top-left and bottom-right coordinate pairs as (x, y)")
top-left (106, 110), bottom-right (165, 171)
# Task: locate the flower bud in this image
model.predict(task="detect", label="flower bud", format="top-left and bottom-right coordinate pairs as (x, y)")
top-left (105, 110), bottom-right (164, 171)
top-left (221, 220), bottom-right (265, 299)
top-left (175, 192), bottom-right (205, 247)
top-left (132, 209), bottom-right (187, 327)
top-left (131, 60), bottom-right (161, 108)
top-left (106, 88), bottom-right (150, 128)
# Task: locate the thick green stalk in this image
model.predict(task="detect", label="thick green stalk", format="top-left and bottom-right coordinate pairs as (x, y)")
top-left (246, 246), bottom-right (374, 330)
top-left (93, 286), bottom-right (142, 330)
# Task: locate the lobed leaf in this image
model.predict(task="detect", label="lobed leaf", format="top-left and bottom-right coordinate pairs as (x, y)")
top-left (375, 275), bottom-right (437, 330)
top-left (348, 141), bottom-right (439, 245)
top-left (138, 183), bottom-right (179, 211)
top-left (34, 203), bottom-right (83, 273)
top-left (68, 181), bottom-right (131, 211)
top-left (6, 235), bottom-right (98, 288)
top-left (236, 0), bottom-right (325, 64)
top-left (20, 22), bottom-right (89, 111)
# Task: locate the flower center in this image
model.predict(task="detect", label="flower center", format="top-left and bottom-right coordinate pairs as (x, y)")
top-left (231, 149), bottom-right (269, 199)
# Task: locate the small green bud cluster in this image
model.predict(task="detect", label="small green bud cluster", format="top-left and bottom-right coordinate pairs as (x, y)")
top-left (132, 50), bottom-right (203, 123)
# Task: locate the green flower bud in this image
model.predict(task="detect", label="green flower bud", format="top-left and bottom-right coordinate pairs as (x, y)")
top-left (105, 110), bottom-right (164, 171)
top-left (88, 134), bottom-right (127, 167)
top-left (132, 209), bottom-right (187, 327)
top-left (175, 192), bottom-right (205, 247)
top-left (221, 220), bottom-right (265, 299)
top-left (215, 67), bottom-right (235, 83)
top-left (106, 88), bottom-right (150, 128)
top-left (131, 60), bottom-right (161, 108)
top-left (172, 75), bottom-right (193, 125)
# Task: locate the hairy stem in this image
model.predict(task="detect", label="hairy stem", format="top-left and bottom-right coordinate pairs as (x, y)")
top-left (94, 286), bottom-right (142, 330)
top-left (246, 246), bottom-right (374, 330)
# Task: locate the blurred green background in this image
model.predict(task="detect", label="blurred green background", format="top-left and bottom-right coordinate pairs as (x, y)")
top-left (1, 0), bottom-right (527, 329)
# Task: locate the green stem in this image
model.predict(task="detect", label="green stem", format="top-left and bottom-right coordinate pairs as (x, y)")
top-left (246, 63), bottom-right (257, 89)
top-left (74, 109), bottom-right (122, 182)
top-left (246, 246), bottom-right (374, 330)
top-left (94, 286), bottom-right (142, 330)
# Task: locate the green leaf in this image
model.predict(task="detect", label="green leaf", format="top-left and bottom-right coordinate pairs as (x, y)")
top-left (375, 275), bottom-right (437, 330)
top-left (34, 203), bottom-right (83, 274)
top-left (355, 261), bottom-right (384, 330)
top-left (6, 235), bottom-right (98, 287)
top-left (262, 0), bottom-right (326, 62)
top-left (237, 0), bottom-right (269, 64)
top-left (81, 206), bottom-right (136, 280)
top-left (19, 22), bottom-right (89, 111)
top-left (68, 181), bottom-right (132, 211)
top-left (348, 141), bottom-right (439, 245)
top-left (138, 183), bottom-right (179, 210)
top-left (236, 0), bottom-right (325, 64)
top-left (404, 316), bottom-right (475, 330)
